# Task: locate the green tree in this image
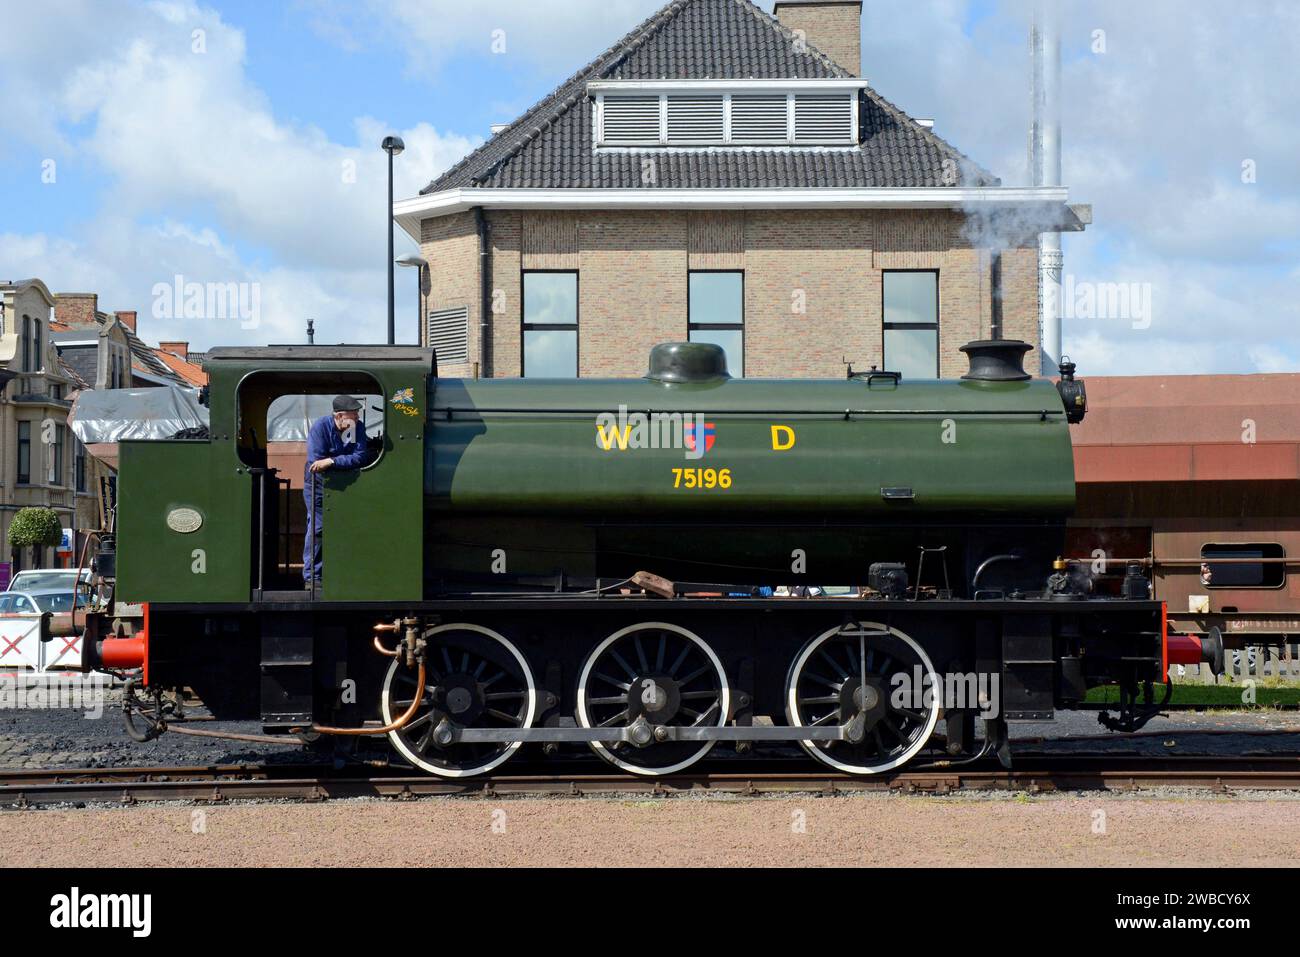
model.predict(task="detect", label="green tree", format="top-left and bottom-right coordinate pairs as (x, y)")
top-left (9, 507), bottom-right (64, 566)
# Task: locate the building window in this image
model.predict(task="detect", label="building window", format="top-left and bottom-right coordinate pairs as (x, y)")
top-left (75, 440), bottom-right (87, 493)
top-left (21, 315), bottom-right (31, 371)
top-left (1201, 543), bottom-right (1286, 589)
top-left (51, 425), bottom-right (65, 487)
top-left (17, 421), bottom-right (31, 485)
top-left (33, 319), bottom-right (41, 372)
top-left (522, 272), bottom-right (578, 378)
top-left (883, 271), bottom-right (940, 380)
top-left (688, 272), bottom-right (744, 378)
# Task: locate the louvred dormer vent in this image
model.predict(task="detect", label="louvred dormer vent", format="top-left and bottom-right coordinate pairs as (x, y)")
top-left (592, 80), bottom-right (863, 148)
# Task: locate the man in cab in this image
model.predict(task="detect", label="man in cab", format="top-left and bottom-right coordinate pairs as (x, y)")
top-left (303, 395), bottom-right (375, 587)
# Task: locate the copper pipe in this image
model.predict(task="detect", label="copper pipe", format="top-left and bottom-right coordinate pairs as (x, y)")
top-left (1064, 556), bottom-right (1297, 568)
top-left (1154, 557), bottom-right (1297, 567)
top-left (70, 530), bottom-right (101, 635)
top-left (311, 660), bottom-right (426, 737)
top-left (1062, 556), bottom-right (1150, 566)
top-left (372, 620), bottom-right (402, 656)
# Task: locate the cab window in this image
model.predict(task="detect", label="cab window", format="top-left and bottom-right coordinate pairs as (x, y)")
top-left (1201, 543), bottom-right (1285, 589)
top-left (235, 371), bottom-right (385, 470)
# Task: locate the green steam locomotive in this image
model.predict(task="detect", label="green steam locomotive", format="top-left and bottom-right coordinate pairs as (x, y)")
top-left (77, 339), bottom-right (1208, 778)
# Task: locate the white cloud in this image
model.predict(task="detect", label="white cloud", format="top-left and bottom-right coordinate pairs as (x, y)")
top-left (852, 0), bottom-right (1300, 376)
top-left (1248, 345), bottom-right (1300, 374)
top-left (5, 0), bottom-right (1298, 373)
top-left (2, 0), bottom-right (478, 349)
top-left (57, 6), bottom-right (478, 270)
top-left (304, 0), bottom-right (665, 78)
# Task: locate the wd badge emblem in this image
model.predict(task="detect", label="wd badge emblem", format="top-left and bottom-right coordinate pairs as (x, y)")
top-left (684, 421), bottom-right (716, 456)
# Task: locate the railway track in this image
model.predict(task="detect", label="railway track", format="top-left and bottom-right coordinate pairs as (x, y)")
top-left (3, 755), bottom-right (1300, 806)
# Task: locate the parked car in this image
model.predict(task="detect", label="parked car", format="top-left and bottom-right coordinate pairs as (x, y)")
top-left (0, 588), bottom-right (91, 615)
top-left (8, 568), bottom-right (93, 594)
top-left (0, 587), bottom-right (91, 673)
top-left (0, 591), bottom-right (41, 615)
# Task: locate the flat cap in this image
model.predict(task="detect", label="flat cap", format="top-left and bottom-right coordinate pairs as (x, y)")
top-left (333, 395), bottom-right (363, 413)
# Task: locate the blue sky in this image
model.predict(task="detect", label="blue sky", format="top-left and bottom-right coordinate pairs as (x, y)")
top-left (1, 0), bottom-right (1297, 374)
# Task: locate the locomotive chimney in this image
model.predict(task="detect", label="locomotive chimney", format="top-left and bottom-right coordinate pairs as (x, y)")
top-left (646, 342), bottom-right (731, 383)
top-left (960, 340), bottom-right (1033, 382)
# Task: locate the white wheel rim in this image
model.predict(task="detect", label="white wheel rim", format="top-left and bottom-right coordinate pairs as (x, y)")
top-left (577, 621), bottom-right (730, 777)
top-left (785, 621), bottom-right (941, 775)
top-left (382, 623), bottom-right (537, 779)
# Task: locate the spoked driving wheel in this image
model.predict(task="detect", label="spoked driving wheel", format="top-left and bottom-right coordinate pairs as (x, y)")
top-left (382, 623), bottom-right (537, 778)
top-left (785, 622), bottom-right (941, 775)
top-left (577, 622), bottom-right (730, 776)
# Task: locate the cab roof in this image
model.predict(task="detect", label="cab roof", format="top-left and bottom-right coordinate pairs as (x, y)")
top-left (205, 345), bottom-right (434, 363)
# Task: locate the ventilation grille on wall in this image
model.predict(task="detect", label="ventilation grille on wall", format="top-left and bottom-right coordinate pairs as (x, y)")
top-left (597, 90), bottom-right (857, 147)
top-left (428, 306), bottom-right (469, 363)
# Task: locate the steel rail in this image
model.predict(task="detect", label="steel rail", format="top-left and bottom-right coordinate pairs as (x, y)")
top-left (4, 756), bottom-right (1300, 807)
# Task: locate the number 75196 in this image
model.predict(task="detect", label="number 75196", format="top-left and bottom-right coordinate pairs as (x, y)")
top-left (672, 468), bottom-right (732, 490)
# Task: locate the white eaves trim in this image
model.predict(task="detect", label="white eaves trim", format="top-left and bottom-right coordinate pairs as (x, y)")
top-left (587, 79), bottom-right (871, 94)
top-left (394, 186), bottom-right (1072, 240)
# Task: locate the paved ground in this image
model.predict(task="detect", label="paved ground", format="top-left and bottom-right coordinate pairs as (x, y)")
top-left (2, 793), bottom-right (1297, 867)
top-left (4, 678), bottom-right (1299, 867)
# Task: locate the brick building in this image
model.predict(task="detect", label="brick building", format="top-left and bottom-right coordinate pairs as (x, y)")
top-left (395, 0), bottom-right (1086, 380)
top-left (0, 278), bottom-right (96, 573)
top-left (0, 282), bottom-right (206, 575)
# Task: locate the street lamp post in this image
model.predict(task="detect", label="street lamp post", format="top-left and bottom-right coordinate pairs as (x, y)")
top-left (396, 255), bottom-right (428, 345)
top-left (381, 135), bottom-right (406, 346)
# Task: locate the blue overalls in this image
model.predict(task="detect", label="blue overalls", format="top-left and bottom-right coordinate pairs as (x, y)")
top-left (303, 414), bottom-right (371, 583)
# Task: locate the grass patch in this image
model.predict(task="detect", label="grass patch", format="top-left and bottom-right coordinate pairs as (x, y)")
top-left (1084, 683), bottom-right (1300, 709)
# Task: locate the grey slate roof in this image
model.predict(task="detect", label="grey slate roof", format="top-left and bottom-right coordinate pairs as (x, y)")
top-left (424, 0), bottom-right (998, 194)
top-left (55, 343), bottom-right (98, 390)
top-left (58, 355), bottom-right (92, 391)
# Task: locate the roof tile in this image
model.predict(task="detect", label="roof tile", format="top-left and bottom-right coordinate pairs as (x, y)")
top-left (423, 0), bottom-right (997, 194)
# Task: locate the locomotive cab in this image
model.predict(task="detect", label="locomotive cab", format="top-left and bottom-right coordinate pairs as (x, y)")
top-left (114, 346), bottom-right (433, 605)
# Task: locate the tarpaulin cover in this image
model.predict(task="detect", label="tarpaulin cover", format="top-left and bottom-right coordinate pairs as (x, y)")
top-left (264, 394), bottom-right (385, 442)
top-left (68, 387), bottom-right (207, 443)
top-left (68, 387), bottom-right (384, 444)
